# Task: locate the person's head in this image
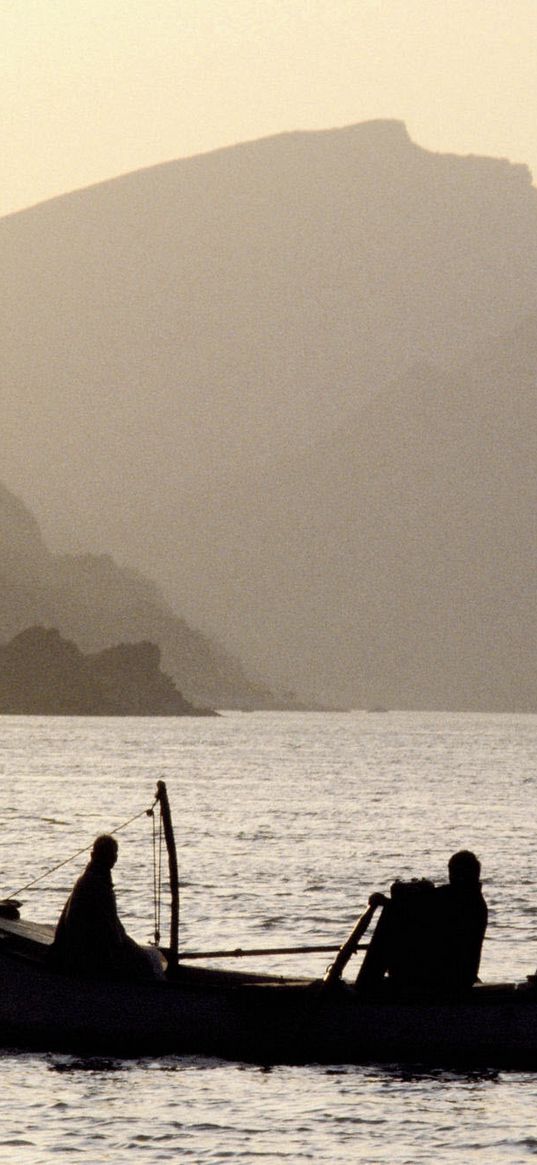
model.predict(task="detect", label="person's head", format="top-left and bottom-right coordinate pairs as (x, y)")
top-left (90, 834), bottom-right (118, 870)
top-left (448, 849), bottom-right (481, 888)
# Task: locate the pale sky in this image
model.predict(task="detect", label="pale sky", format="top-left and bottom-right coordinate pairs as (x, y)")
top-left (3, 0), bottom-right (537, 218)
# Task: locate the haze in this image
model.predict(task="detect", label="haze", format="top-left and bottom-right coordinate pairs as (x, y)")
top-left (3, 2), bottom-right (537, 711)
top-left (3, 1), bottom-right (537, 217)
top-left (3, 121), bottom-right (537, 708)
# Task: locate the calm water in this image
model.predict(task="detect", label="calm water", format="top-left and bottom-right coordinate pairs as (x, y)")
top-left (0, 710), bottom-right (537, 1164)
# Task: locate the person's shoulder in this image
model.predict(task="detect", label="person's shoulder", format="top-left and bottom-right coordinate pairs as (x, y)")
top-left (71, 863), bottom-right (106, 897)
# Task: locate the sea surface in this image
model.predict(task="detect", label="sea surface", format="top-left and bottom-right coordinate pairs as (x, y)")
top-left (0, 710), bottom-right (537, 1164)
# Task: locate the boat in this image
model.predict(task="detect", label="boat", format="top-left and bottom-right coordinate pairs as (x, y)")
top-left (1, 782), bottom-right (537, 1068)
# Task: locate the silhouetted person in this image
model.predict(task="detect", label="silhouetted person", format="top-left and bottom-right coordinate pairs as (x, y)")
top-left (51, 834), bottom-right (158, 980)
top-left (433, 849), bottom-right (488, 992)
top-left (356, 851), bottom-right (487, 995)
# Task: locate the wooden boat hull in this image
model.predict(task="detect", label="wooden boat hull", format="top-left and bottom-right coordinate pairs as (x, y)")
top-left (1, 920), bottom-right (537, 1066)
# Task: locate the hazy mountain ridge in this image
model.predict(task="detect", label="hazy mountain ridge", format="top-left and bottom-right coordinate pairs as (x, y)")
top-left (0, 625), bottom-right (215, 716)
top-left (0, 482), bottom-right (297, 710)
top-left (3, 121), bottom-right (537, 708)
top-left (188, 314), bottom-right (537, 708)
top-left (3, 120), bottom-right (537, 561)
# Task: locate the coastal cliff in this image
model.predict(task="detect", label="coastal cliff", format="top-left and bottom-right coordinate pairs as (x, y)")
top-left (0, 626), bottom-right (216, 716)
top-left (0, 482), bottom-right (301, 710)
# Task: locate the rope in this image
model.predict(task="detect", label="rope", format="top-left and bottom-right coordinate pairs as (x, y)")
top-left (7, 801), bottom-right (156, 900)
top-left (150, 802), bottom-right (163, 944)
top-left (157, 812), bottom-right (163, 941)
top-left (151, 810), bottom-right (158, 941)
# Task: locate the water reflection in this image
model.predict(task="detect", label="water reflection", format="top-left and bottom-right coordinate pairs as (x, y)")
top-left (1, 711), bottom-right (537, 1163)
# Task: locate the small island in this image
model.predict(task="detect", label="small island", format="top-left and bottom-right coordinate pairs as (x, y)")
top-left (0, 627), bottom-right (216, 716)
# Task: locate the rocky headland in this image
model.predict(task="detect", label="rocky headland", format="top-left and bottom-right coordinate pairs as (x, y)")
top-left (0, 481), bottom-right (305, 710)
top-left (0, 626), bottom-right (215, 716)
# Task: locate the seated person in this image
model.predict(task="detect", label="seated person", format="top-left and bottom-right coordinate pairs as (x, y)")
top-left (356, 850), bottom-right (487, 996)
top-left (433, 849), bottom-right (488, 992)
top-left (51, 834), bottom-right (161, 980)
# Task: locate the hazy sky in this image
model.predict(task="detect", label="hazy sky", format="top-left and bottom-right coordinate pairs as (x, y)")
top-left (3, 0), bottom-right (537, 217)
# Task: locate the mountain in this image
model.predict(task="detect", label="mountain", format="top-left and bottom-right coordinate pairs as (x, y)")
top-left (0, 626), bottom-right (213, 716)
top-left (3, 121), bottom-right (537, 707)
top-left (0, 483), bottom-right (296, 710)
top-left (186, 314), bottom-right (537, 709)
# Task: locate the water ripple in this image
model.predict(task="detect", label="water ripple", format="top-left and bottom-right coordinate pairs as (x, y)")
top-left (1, 712), bottom-right (537, 1164)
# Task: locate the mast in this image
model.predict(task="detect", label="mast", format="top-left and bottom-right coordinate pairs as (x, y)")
top-left (156, 780), bottom-right (179, 971)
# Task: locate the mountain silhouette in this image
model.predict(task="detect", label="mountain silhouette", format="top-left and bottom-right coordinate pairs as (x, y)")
top-left (0, 625), bottom-right (215, 716)
top-left (188, 314), bottom-right (537, 708)
top-left (3, 121), bottom-right (537, 707)
top-left (0, 482), bottom-right (296, 710)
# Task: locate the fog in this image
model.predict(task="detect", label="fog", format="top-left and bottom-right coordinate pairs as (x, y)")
top-left (3, 122), bottom-right (537, 708)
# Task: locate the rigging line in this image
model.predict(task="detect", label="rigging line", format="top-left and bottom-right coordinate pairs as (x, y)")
top-left (151, 808), bottom-right (157, 940)
top-left (8, 802), bottom-right (155, 900)
top-left (150, 802), bottom-right (162, 944)
top-left (156, 809), bottom-right (163, 941)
